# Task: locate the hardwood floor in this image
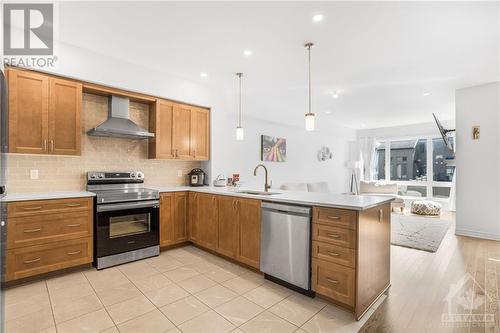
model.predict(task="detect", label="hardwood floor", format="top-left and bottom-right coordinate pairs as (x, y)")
top-left (360, 213), bottom-right (500, 333)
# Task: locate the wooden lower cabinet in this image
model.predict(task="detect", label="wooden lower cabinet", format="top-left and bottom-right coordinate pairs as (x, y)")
top-left (311, 204), bottom-right (391, 320)
top-left (6, 197), bottom-right (93, 282)
top-left (188, 192), bottom-right (199, 242)
top-left (196, 193), bottom-right (218, 250)
top-left (236, 198), bottom-right (261, 269)
top-left (160, 192), bottom-right (188, 246)
top-left (216, 196), bottom-right (238, 258)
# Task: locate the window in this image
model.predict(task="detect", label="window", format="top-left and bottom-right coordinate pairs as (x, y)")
top-left (433, 137), bottom-right (455, 182)
top-left (390, 139), bottom-right (427, 181)
top-left (373, 136), bottom-right (454, 200)
top-left (375, 142), bottom-right (385, 180)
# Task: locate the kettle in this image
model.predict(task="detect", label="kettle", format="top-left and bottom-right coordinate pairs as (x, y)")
top-left (187, 168), bottom-right (207, 187)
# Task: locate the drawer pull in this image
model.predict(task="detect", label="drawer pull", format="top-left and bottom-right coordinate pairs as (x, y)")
top-left (66, 223), bottom-right (82, 228)
top-left (327, 251), bottom-right (340, 257)
top-left (22, 206), bottom-right (42, 211)
top-left (23, 257), bottom-right (41, 264)
top-left (23, 228), bottom-right (42, 233)
top-left (327, 215), bottom-right (341, 220)
top-left (66, 203), bottom-right (81, 207)
top-left (326, 277), bottom-right (340, 285)
top-left (326, 233), bottom-right (341, 239)
top-left (67, 250), bottom-right (81, 255)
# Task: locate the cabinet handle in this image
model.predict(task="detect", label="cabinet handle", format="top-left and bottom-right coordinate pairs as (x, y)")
top-left (43, 139), bottom-right (48, 152)
top-left (326, 277), bottom-right (339, 285)
top-left (232, 200), bottom-right (236, 210)
top-left (66, 203), bottom-right (81, 207)
top-left (50, 140), bottom-right (54, 152)
top-left (327, 216), bottom-right (341, 220)
top-left (23, 257), bottom-right (41, 264)
top-left (22, 206), bottom-right (42, 211)
top-left (67, 250), bottom-right (81, 256)
top-left (193, 149), bottom-right (196, 158)
top-left (175, 149), bottom-right (179, 158)
top-left (66, 223), bottom-right (81, 228)
top-left (378, 209), bottom-right (383, 222)
top-left (327, 251), bottom-right (340, 257)
top-left (23, 228), bottom-right (42, 233)
top-left (326, 233), bottom-right (341, 239)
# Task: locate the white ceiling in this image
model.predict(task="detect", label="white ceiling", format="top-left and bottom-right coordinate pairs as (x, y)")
top-left (58, 1), bottom-right (499, 129)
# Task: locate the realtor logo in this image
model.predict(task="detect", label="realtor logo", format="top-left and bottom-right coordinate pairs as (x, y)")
top-left (3, 3), bottom-right (53, 55)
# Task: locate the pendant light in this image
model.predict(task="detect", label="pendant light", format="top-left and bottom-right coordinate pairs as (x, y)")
top-left (236, 72), bottom-right (244, 140)
top-left (304, 42), bottom-right (315, 131)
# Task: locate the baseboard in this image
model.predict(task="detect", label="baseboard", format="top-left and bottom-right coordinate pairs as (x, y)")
top-left (455, 228), bottom-right (500, 241)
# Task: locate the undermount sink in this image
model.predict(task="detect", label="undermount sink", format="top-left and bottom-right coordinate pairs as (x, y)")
top-left (236, 190), bottom-right (281, 196)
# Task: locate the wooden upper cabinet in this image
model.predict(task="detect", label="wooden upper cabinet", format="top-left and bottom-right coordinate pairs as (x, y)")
top-left (7, 68), bottom-right (81, 155)
top-left (236, 198), bottom-right (261, 269)
top-left (49, 78), bottom-right (82, 155)
top-left (172, 103), bottom-right (192, 159)
top-left (8, 69), bottom-right (49, 154)
top-left (191, 107), bottom-right (210, 160)
top-left (149, 99), bottom-right (174, 159)
top-left (216, 196), bottom-right (238, 258)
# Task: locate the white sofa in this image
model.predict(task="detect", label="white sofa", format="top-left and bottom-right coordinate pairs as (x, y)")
top-left (359, 181), bottom-right (405, 212)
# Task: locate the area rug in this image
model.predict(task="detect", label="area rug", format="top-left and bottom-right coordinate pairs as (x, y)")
top-left (391, 213), bottom-right (451, 252)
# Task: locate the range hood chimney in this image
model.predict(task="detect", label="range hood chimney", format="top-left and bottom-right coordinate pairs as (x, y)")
top-left (87, 96), bottom-right (154, 139)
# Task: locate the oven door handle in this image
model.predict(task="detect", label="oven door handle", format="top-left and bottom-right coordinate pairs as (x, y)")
top-left (97, 200), bottom-right (160, 212)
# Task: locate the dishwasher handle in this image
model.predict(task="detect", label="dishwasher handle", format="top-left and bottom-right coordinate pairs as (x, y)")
top-left (261, 202), bottom-right (311, 217)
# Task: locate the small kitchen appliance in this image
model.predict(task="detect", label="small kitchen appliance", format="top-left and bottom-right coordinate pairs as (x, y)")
top-left (188, 168), bottom-right (207, 186)
top-left (213, 174), bottom-right (227, 187)
top-left (87, 171), bottom-right (160, 269)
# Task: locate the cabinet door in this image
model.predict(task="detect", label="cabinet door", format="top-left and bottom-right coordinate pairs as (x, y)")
top-left (216, 196), bottom-right (238, 258)
top-left (191, 107), bottom-right (210, 160)
top-left (188, 192), bottom-right (199, 243)
top-left (236, 198), bottom-right (261, 269)
top-left (197, 193), bottom-right (218, 250)
top-left (149, 99), bottom-right (174, 159)
top-left (160, 193), bottom-right (174, 246)
top-left (173, 192), bottom-right (188, 242)
top-left (172, 103), bottom-right (191, 159)
top-left (8, 69), bottom-right (49, 154)
top-left (48, 77), bottom-right (82, 155)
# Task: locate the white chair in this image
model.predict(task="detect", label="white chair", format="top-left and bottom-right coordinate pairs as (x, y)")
top-left (359, 181), bottom-right (405, 212)
top-left (307, 182), bottom-right (329, 193)
top-left (280, 183), bottom-right (308, 192)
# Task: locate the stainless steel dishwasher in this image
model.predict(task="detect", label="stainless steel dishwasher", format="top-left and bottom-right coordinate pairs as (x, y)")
top-left (260, 202), bottom-right (312, 293)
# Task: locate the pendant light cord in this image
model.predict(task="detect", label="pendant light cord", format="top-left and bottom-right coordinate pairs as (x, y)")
top-left (305, 43), bottom-right (313, 115)
top-left (237, 72), bottom-right (243, 127)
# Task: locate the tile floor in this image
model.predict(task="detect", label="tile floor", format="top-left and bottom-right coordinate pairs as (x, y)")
top-left (4, 245), bottom-right (385, 333)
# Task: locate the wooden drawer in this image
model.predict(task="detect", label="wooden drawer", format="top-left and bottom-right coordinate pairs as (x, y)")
top-left (7, 211), bottom-right (92, 249)
top-left (6, 237), bottom-right (93, 281)
top-left (8, 197), bottom-right (92, 218)
top-left (312, 258), bottom-right (355, 307)
top-left (312, 224), bottom-right (356, 249)
top-left (313, 207), bottom-right (357, 230)
top-left (312, 241), bottom-right (356, 268)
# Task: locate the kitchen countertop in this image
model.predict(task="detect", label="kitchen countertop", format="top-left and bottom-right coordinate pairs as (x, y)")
top-left (1, 187), bottom-right (393, 210)
top-left (153, 186), bottom-right (394, 211)
top-left (1, 191), bottom-right (95, 202)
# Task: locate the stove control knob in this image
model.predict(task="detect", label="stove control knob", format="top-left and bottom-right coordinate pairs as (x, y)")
top-left (98, 174), bottom-right (104, 179)
top-left (136, 172), bottom-right (144, 179)
top-left (90, 174), bottom-right (97, 179)
top-left (130, 172), bottom-right (136, 178)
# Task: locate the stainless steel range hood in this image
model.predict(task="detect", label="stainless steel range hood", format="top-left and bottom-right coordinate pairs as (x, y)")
top-left (87, 96), bottom-right (154, 139)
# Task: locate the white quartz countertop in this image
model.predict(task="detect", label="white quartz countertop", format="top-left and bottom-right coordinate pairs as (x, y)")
top-left (152, 186), bottom-right (394, 211)
top-left (1, 191), bottom-right (95, 202)
top-left (1, 187), bottom-right (393, 210)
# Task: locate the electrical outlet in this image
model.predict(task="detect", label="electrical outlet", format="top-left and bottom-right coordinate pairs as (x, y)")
top-left (30, 169), bottom-right (39, 180)
top-left (177, 170), bottom-right (183, 177)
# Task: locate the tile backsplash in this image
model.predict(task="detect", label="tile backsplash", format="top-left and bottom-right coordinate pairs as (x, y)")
top-left (7, 93), bottom-right (201, 193)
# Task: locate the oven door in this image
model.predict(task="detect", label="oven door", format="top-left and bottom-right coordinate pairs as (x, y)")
top-left (96, 200), bottom-right (159, 257)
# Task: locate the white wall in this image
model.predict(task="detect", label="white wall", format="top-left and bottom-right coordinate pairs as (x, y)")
top-left (455, 82), bottom-right (500, 240)
top-left (18, 41), bottom-right (355, 194)
top-left (357, 120), bottom-right (455, 140)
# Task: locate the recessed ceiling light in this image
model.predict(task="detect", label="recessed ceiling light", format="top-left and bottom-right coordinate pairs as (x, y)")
top-left (423, 91), bottom-right (431, 96)
top-left (312, 14), bottom-right (324, 22)
top-left (331, 90), bottom-right (341, 99)
top-left (243, 49), bottom-right (252, 57)
top-left (324, 110), bottom-right (332, 114)
top-left (200, 72), bottom-right (208, 78)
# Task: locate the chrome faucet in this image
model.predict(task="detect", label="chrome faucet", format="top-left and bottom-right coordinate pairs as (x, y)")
top-left (254, 164), bottom-right (272, 192)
